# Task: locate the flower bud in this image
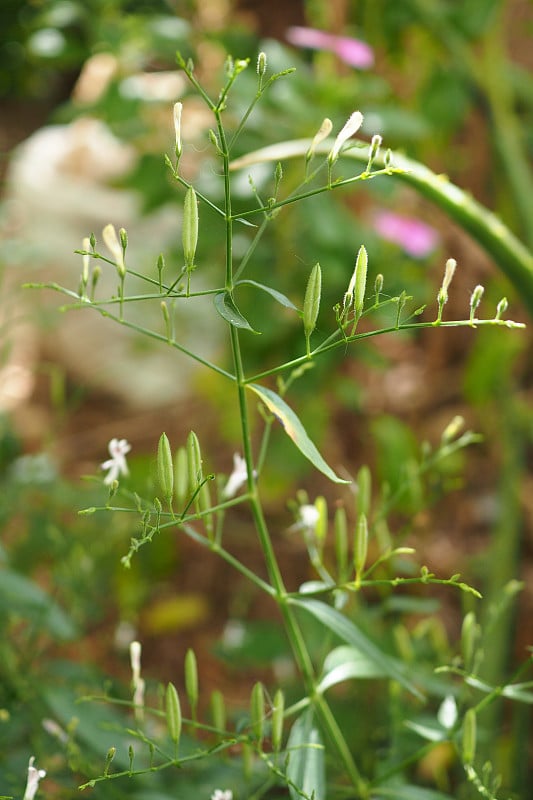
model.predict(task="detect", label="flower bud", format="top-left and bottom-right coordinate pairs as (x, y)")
top-left (303, 262), bottom-right (322, 354)
top-left (119, 227), bottom-right (128, 250)
top-left (469, 284), bottom-right (484, 322)
top-left (81, 236), bottom-right (91, 284)
top-left (366, 133), bottom-right (382, 172)
top-left (182, 186), bottom-right (198, 270)
top-left (329, 111), bottom-right (364, 164)
top-left (271, 688), bottom-right (285, 752)
top-left (166, 682), bottom-right (182, 749)
top-left (495, 296), bottom-right (508, 320)
top-left (157, 432), bottom-right (174, 505)
top-left (306, 117), bottom-right (333, 164)
top-left (374, 273), bottom-right (384, 298)
top-left (257, 51), bottom-right (267, 77)
top-left (173, 101), bottom-right (183, 159)
top-left (185, 648), bottom-right (199, 719)
top-left (89, 232), bottom-right (96, 249)
top-left (441, 415), bottom-right (464, 444)
top-left (353, 245), bottom-right (368, 316)
top-left (462, 708), bottom-right (477, 765)
top-left (102, 223), bottom-right (125, 277)
top-left (104, 747), bottom-right (116, 776)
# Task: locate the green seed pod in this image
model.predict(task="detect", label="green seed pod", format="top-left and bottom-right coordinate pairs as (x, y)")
top-left (161, 301), bottom-right (171, 339)
top-left (271, 688), bottom-right (285, 752)
top-left (353, 512), bottom-right (368, 581)
top-left (199, 478), bottom-right (214, 537)
top-left (462, 708), bottom-right (477, 765)
top-left (334, 507), bottom-right (348, 579)
top-left (174, 446), bottom-right (188, 506)
top-left (210, 689), bottom-right (226, 732)
top-left (182, 186), bottom-right (198, 270)
top-left (185, 648), bottom-right (199, 719)
top-left (165, 682), bottom-right (182, 748)
top-left (461, 611), bottom-right (478, 670)
top-left (187, 431), bottom-right (203, 491)
top-left (353, 245), bottom-right (368, 316)
top-left (303, 262), bottom-right (322, 351)
top-left (356, 465), bottom-right (371, 517)
top-left (314, 496), bottom-right (328, 547)
top-left (250, 681), bottom-right (265, 744)
top-left (241, 740), bottom-right (253, 781)
top-left (157, 433), bottom-right (174, 504)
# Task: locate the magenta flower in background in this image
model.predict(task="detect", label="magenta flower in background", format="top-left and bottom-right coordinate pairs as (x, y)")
top-left (372, 211), bottom-right (440, 258)
top-left (286, 26), bottom-right (374, 69)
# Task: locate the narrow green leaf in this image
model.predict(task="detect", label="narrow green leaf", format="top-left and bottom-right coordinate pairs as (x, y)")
top-left (287, 708), bottom-right (325, 800)
top-left (248, 384), bottom-right (349, 484)
top-left (214, 291), bottom-right (259, 333)
top-left (372, 786), bottom-right (456, 800)
top-left (290, 597), bottom-right (424, 699)
top-left (318, 645), bottom-right (387, 693)
top-left (236, 279), bottom-right (299, 311)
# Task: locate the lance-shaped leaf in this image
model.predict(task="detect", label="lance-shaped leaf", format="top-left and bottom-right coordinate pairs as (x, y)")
top-left (248, 384), bottom-right (349, 484)
top-left (214, 291), bottom-right (259, 333)
top-left (286, 708), bottom-right (325, 800)
top-left (290, 597), bottom-right (423, 699)
top-left (235, 279), bottom-right (299, 311)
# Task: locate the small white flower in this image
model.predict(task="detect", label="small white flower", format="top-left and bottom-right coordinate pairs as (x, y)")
top-left (306, 117), bottom-right (333, 162)
top-left (329, 111), bottom-right (364, 163)
top-left (211, 791), bottom-right (233, 800)
top-left (23, 757), bottom-right (46, 800)
top-left (42, 718), bottom-right (68, 743)
top-left (438, 695), bottom-right (458, 730)
top-left (101, 438), bottom-right (131, 485)
top-left (222, 453), bottom-right (249, 498)
top-left (289, 503), bottom-right (320, 533)
top-left (130, 640), bottom-right (145, 722)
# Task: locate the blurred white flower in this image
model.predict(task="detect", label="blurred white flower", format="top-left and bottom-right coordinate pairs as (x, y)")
top-left (329, 111), bottom-right (364, 163)
top-left (222, 453), bottom-right (249, 498)
top-left (289, 503), bottom-right (320, 533)
top-left (211, 791), bottom-right (233, 800)
top-left (23, 757), bottom-right (46, 800)
top-left (101, 438), bottom-right (131, 485)
top-left (438, 695), bottom-right (458, 729)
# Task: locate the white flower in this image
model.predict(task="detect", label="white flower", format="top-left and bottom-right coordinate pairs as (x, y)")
top-left (306, 117), bottom-right (333, 162)
top-left (438, 695), bottom-right (458, 729)
top-left (222, 453), bottom-right (249, 498)
top-left (101, 438), bottom-right (131, 485)
top-left (211, 791), bottom-right (233, 800)
top-left (23, 757), bottom-right (46, 800)
top-left (130, 640), bottom-right (145, 721)
top-left (289, 503), bottom-right (320, 533)
top-left (329, 111), bottom-right (364, 163)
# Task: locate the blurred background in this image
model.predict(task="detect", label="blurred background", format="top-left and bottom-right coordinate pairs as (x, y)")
top-left (0, 0), bottom-right (532, 797)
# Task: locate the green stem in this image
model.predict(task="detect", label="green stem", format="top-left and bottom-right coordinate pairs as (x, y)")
top-left (230, 139), bottom-right (533, 316)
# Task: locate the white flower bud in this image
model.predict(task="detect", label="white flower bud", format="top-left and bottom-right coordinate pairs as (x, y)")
top-left (329, 111), bottom-right (364, 163)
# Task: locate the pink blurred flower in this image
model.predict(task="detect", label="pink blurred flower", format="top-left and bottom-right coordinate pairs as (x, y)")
top-left (372, 211), bottom-right (439, 258)
top-left (286, 26), bottom-right (374, 69)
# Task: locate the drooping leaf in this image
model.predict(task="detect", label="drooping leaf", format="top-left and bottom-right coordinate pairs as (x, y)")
top-left (286, 708), bottom-right (325, 800)
top-left (0, 568), bottom-right (77, 640)
top-left (248, 384), bottom-right (350, 484)
top-left (214, 291), bottom-right (259, 333)
top-left (236, 279), bottom-right (299, 311)
top-left (290, 597), bottom-right (423, 699)
top-left (318, 645), bottom-right (387, 693)
top-left (371, 785), bottom-right (456, 800)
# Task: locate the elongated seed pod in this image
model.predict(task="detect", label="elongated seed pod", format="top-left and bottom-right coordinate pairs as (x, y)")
top-left (174, 446), bottom-right (188, 506)
top-left (271, 688), bottom-right (285, 752)
top-left (185, 648), bottom-right (199, 718)
top-left (462, 708), bottom-right (477, 765)
top-left (314, 496), bottom-right (328, 546)
top-left (166, 682), bottom-right (182, 748)
top-left (250, 681), bottom-right (264, 744)
top-left (182, 187), bottom-right (198, 269)
top-left (186, 431), bottom-right (203, 491)
top-left (157, 433), bottom-right (174, 504)
top-left (356, 465), bottom-right (371, 517)
top-left (303, 263), bottom-right (322, 341)
top-left (353, 245), bottom-right (368, 316)
top-left (210, 689), bottom-right (226, 732)
top-left (354, 512), bottom-right (368, 580)
top-left (334, 507), bottom-right (348, 579)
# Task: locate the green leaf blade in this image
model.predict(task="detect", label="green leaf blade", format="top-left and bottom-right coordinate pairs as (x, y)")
top-left (287, 708), bottom-right (325, 800)
top-left (214, 291), bottom-right (259, 333)
top-left (248, 384), bottom-right (349, 484)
